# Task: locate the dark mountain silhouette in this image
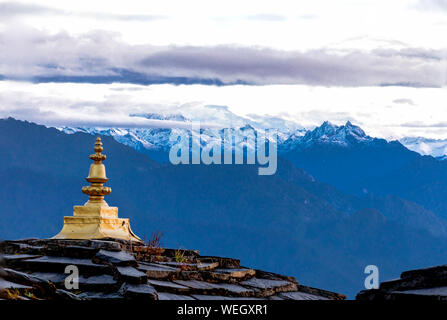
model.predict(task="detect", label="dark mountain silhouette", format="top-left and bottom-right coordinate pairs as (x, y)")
top-left (1, 118), bottom-right (447, 298)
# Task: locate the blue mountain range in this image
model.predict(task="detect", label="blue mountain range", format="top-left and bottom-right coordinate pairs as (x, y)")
top-left (1, 117), bottom-right (447, 298)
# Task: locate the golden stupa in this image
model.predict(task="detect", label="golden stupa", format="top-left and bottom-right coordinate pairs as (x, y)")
top-left (53, 137), bottom-right (142, 242)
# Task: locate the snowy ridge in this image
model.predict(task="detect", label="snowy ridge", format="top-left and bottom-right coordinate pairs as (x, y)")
top-left (399, 137), bottom-right (447, 159)
top-left (57, 125), bottom-right (297, 155)
top-left (55, 107), bottom-right (447, 159)
top-left (57, 116), bottom-right (379, 156)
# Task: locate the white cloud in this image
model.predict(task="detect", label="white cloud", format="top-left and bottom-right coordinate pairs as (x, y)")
top-left (416, 0), bottom-right (447, 10)
top-left (0, 26), bottom-right (444, 87)
top-left (393, 98), bottom-right (416, 105)
top-left (1, 80), bottom-right (447, 139)
top-left (1, 0), bottom-right (445, 49)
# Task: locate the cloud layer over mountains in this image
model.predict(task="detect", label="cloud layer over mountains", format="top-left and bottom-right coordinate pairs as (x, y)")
top-left (0, 26), bottom-right (444, 87)
top-left (0, 0), bottom-right (446, 141)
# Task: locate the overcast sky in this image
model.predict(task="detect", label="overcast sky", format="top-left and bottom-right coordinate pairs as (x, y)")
top-left (0, 0), bottom-right (446, 139)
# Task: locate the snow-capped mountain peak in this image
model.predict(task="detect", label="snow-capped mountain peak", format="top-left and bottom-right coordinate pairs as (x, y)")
top-left (312, 121), bottom-right (338, 138)
top-left (296, 121), bottom-right (372, 148)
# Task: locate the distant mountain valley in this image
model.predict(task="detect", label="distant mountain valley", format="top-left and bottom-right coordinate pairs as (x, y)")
top-left (1, 117), bottom-right (447, 299)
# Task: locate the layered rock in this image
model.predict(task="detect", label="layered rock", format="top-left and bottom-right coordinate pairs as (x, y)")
top-left (357, 264), bottom-right (447, 301)
top-left (0, 238), bottom-right (345, 300)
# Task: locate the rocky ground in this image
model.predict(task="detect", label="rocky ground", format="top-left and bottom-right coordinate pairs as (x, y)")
top-left (357, 264), bottom-right (447, 301)
top-left (0, 238), bottom-right (345, 300)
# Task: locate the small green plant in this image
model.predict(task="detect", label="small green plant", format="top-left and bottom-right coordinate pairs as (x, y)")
top-left (24, 291), bottom-right (39, 300)
top-left (5, 289), bottom-right (23, 300)
top-left (174, 248), bottom-right (188, 264)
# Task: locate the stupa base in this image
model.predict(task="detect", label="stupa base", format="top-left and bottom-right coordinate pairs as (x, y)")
top-left (52, 206), bottom-right (142, 242)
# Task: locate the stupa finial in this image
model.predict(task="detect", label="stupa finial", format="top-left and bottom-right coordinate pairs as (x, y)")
top-left (82, 137), bottom-right (112, 206)
top-left (91, 137), bottom-right (106, 162)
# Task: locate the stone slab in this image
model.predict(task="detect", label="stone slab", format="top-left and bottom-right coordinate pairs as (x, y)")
top-left (159, 261), bottom-right (219, 271)
top-left (198, 256), bottom-right (240, 268)
top-left (174, 279), bottom-right (221, 290)
top-left (138, 262), bottom-right (179, 279)
top-left (44, 244), bottom-right (99, 259)
top-left (32, 272), bottom-right (117, 291)
top-left (3, 254), bottom-right (42, 262)
top-left (279, 291), bottom-right (328, 300)
top-left (30, 272), bottom-right (66, 284)
top-left (213, 268), bottom-right (256, 279)
top-left (119, 283), bottom-right (157, 300)
top-left (212, 283), bottom-right (254, 296)
top-left (0, 241), bottom-right (43, 255)
top-left (148, 279), bottom-right (191, 293)
top-left (395, 286), bottom-right (447, 297)
top-left (191, 294), bottom-right (228, 300)
top-left (192, 295), bottom-right (262, 300)
top-left (54, 289), bottom-right (82, 300)
top-left (401, 264), bottom-right (447, 279)
top-left (268, 295), bottom-right (285, 300)
top-left (157, 292), bottom-right (195, 300)
top-left (116, 266), bottom-right (147, 284)
top-left (16, 256), bottom-right (111, 275)
top-left (240, 278), bottom-right (292, 290)
top-left (197, 262), bottom-right (219, 271)
top-left (173, 280), bottom-right (254, 296)
top-left (77, 291), bottom-right (123, 300)
top-left (241, 278), bottom-right (297, 297)
top-left (93, 249), bottom-right (137, 266)
top-left (89, 240), bottom-right (123, 251)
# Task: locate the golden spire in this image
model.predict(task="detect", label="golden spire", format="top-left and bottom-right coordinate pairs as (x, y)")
top-left (53, 136), bottom-right (142, 242)
top-left (82, 137), bottom-right (112, 207)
